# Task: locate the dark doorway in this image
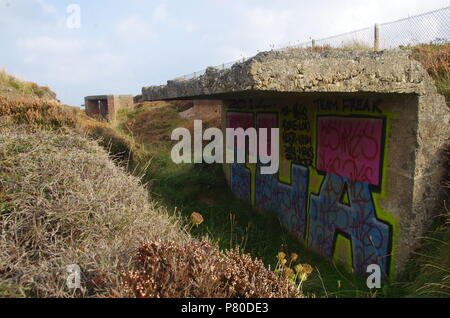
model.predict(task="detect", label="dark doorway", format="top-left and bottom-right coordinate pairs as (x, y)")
top-left (98, 99), bottom-right (108, 119)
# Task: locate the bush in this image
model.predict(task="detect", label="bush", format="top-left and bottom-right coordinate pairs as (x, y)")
top-left (406, 43), bottom-right (449, 105)
top-left (120, 240), bottom-right (302, 298)
top-left (0, 95), bottom-right (76, 129)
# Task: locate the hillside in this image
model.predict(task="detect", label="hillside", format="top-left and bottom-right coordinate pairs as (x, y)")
top-left (0, 72), bottom-right (301, 298)
top-left (0, 70), bottom-right (57, 101)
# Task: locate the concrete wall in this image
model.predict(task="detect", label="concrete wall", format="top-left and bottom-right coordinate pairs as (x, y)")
top-left (85, 95), bottom-right (134, 121)
top-left (221, 92), bottom-right (447, 280)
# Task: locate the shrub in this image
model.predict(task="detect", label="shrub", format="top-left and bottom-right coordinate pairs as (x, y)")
top-left (120, 240), bottom-right (302, 298)
top-left (0, 95), bottom-right (76, 129)
top-left (406, 43), bottom-right (449, 105)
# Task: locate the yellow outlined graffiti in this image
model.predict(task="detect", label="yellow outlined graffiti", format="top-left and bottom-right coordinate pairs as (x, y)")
top-left (223, 97), bottom-right (398, 279)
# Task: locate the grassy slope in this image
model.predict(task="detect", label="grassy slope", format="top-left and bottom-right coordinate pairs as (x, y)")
top-left (0, 127), bottom-right (188, 297)
top-left (0, 73), bottom-right (299, 298)
top-left (0, 74), bottom-right (190, 297)
top-left (0, 70), bottom-right (56, 100)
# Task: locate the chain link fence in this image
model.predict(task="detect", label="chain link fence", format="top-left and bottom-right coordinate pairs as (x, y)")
top-left (174, 6), bottom-right (449, 80)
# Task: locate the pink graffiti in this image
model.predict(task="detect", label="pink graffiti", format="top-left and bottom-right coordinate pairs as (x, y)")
top-left (227, 112), bottom-right (254, 150)
top-left (317, 117), bottom-right (383, 186)
top-left (257, 113), bottom-right (278, 156)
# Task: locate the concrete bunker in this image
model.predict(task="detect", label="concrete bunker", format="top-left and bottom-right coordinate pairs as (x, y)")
top-left (141, 50), bottom-right (449, 280)
top-left (84, 94), bottom-right (134, 121)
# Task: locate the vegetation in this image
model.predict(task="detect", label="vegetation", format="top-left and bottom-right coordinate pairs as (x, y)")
top-left (0, 125), bottom-right (188, 297)
top-left (401, 206), bottom-right (450, 297)
top-left (121, 240), bottom-right (301, 298)
top-left (0, 70), bottom-right (56, 100)
top-left (406, 43), bottom-right (450, 106)
top-left (0, 73), bottom-right (299, 298)
top-left (0, 95), bottom-right (76, 129)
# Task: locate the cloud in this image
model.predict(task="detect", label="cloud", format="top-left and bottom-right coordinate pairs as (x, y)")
top-left (152, 2), bottom-right (169, 22)
top-left (116, 16), bottom-right (155, 42)
top-left (184, 22), bottom-right (196, 34)
top-left (35, 0), bottom-right (56, 14)
top-left (17, 36), bottom-right (83, 55)
top-left (211, 0), bottom-right (449, 62)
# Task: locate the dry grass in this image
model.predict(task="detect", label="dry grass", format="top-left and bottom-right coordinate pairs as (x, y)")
top-left (401, 150), bottom-right (450, 298)
top-left (406, 43), bottom-right (449, 105)
top-left (119, 239), bottom-right (302, 298)
top-left (0, 70), bottom-right (56, 100)
top-left (0, 125), bottom-right (189, 297)
top-left (78, 118), bottom-right (133, 164)
top-left (403, 207), bottom-right (450, 297)
top-left (0, 95), bottom-right (76, 129)
top-left (0, 123), bottom-right (303, 298)
top-left (121, 102), bottom-right (182, 145)
top-left (119, 101), bottom-right (220, 149)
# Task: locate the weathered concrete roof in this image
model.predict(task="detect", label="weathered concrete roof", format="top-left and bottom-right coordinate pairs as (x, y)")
top-left (85, 94), bottom-right (133, 100)
top-left (142, 49), bottom-right (438, 101)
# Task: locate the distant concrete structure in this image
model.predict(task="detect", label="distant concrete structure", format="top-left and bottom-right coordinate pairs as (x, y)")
top-left (84, 95), bottom-right (134, 121)
top-left (141, 49), bottom-right (449, 280)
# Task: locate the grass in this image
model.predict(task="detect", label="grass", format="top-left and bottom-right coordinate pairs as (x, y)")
top-left (401, 207), bottom-right (450, 297)
top-left (0, 125), bottom-right (189, 297)
top-left (405, 43), bottom-right (449, 106)
top-left (0, 95), bottom-right (76, 129)
top-left (0, 70), bottom-right (56, 100)
top-left (0, 74), bottom-right (190, 297)
top-left (145, 163), bottom-right (384, 297)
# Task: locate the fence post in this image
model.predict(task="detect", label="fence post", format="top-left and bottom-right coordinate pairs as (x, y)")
top-left (374, 23), bottom-right (380, 51)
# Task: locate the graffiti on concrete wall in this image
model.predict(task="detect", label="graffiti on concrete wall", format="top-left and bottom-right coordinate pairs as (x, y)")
top-left (227, 112), bottom-right (253, 202)
top-left (225, 97), bottom-right (395, 278)
top-left (317, 116), bottom-right (384, 186)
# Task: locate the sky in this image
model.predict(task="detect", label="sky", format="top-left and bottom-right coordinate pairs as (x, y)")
top-left (0, 0), bottom-right (448, 106)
